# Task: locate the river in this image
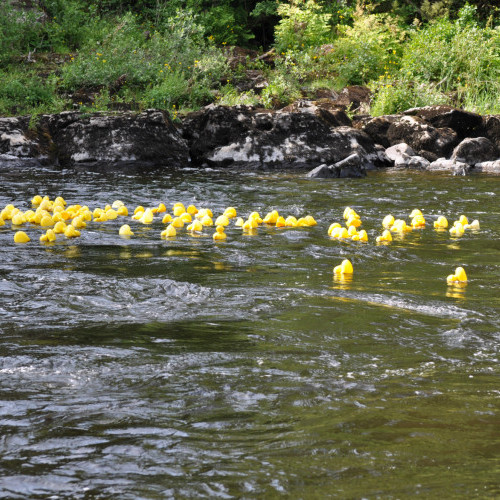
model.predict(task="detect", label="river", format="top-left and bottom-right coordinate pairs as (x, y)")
top-left (0, 165), bottom-right (499, 498)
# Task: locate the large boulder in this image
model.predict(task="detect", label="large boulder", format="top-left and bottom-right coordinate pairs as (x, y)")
top-left (404, 106), bottom-right (484, 140)
top-left (0, 116), bottom-right (40, 158)
top-left (474, 160), bottom-right (500, 173)
top-left (38, 109), bottom-right (188, 168)
top-left (428, 158), bottom-right (471, 176)
top-left (307, 154), bottom-right (367, 179)
top-left (450, 137), bottom-right (499, 165)
top-left (182, 105), bottom-right (388, 172)
top-left (482, 115), bottom-right (500, 149)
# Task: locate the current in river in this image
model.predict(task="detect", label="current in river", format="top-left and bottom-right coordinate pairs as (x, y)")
top-left (0, 166), bottom-right (499, 498)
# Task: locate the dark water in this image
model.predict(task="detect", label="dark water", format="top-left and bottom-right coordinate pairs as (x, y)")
top-left (0, 166), bottom-right (499, 499)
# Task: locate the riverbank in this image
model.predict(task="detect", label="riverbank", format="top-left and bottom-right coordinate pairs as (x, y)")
top-left (1, 103), bottom-right (499, 175)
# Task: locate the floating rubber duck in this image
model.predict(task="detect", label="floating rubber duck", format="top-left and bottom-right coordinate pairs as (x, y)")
top-left (119, 224), bottom-right (134, 236)
top-left (200, 214), bottom-right (213, 226)
top-left (347, 225), bottom-right (358, 237)
top-left (215, 215), bottom-right (230, 226)
top-left (171, 216), bottom-right (184, 228)
top-left (242, 218), bottom-right (259, 231)
top-left (187, 219), bottom-right (203, 232)
top-left (117, 205), bottom-right (128, 216)
top-left (249, 212), bottom-right (263, 224)
top-left (223, 207), bottom-right (237, 218)
top-left (162, 213), bottom-right (173, 224)
top-left (180, 212), bottom-right (192, 223)
top-left (161, 224), bottom-right (176, 238)
top-left (382, 214), bottom-right (395, 228)
top-left (346, 214), bottom-right (362, 228)
top-left (106, 208), bottom-right (118, 220)
top-left (94, 212), bottom-right (108, 223)
top-left (139, 208), bottom-right (154, 224)
top-left (447, 266), bottom-right (467, 283)
top-left (40, 214), bottom-right (54, 227)
top-left (71, 216), bottom-right (86, 229)
top-left (173, 205), bottom-right (185, 217)
top-left (197, 208), bottom-right (213, 219)
top-left (134, 205), bottom-right (145, 215)
top-left (64, 225), bottom-right (81, 238)
top-left (31, 195), bottom-right (42, 205)
top-left (352, 229), bottom-right (368, 242)
top-left (213, 225), bottom-right (227, 241)
top-left (53, 221), bottom-right (67, 234)
top-left (304, 215), bottom-right (317, 226)
top-left (449, 222), bottom-right (464, 237)
top-left (152, 202), bottom-right (166, 214)
top-left (410, 209), bottom-right (422, 218)
top-left (235, 217), bottom-right (244, 227)
top-left (11, 212), bottom-right (26, 226)
top-left (40, 229), bottom-right (56, 243)
top-left (334, 259), bottom-right (353, 275)
top-left (390, 219), bottom-right (412, 232)
top-left (411, 214), bottom-right (426, 228)
top-left (376, 229), bottom-right (393, 243)
top-left (275, 216), bottom-right (286, 228)
top-left (458, 215), bottom-right (469, 226)
top-left (14, 231), bottom-right (30, 243)
top-left (284, 216), bottom-right (298, 227)
top-left (187, 204), bottom-right (198, 216)
top-left (331, 227), bottom-right (349, 239)
top-left (464, 219), bottom-right (480, 230)
top-left (343, 207), bottom-right (359, 220)
top-left (297, 217), bottom-right (310, 227)
top-left (434, 216), bottom-right (448, 229)
top-left (112, 200), bottom-right (124, 209)
top-left (263, 210), bottom-right (279, 224)
top-left (328, 222), bottom-right (341, 236)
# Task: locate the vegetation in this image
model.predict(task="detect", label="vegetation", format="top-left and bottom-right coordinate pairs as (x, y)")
top-left (0, 0), bottom-right (498, 119)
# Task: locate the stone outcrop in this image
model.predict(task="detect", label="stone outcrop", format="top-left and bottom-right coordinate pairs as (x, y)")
top-left (450, 137), bottom-right (499, 164)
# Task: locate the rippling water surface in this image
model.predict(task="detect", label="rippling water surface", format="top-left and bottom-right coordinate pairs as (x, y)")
top-left (0, 166), bottom-right (499, 498)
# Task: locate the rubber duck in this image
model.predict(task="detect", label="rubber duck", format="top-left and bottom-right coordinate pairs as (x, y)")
top-left (343, 207), bottom-right (359, 220)
top-left (1, 205), bottom-right (15, 220)
top-left (117, 205), bottom-right (128, 216)
top-left (200, 214), bottom-right (213, 226)
top-left (134, 205), bottom-right (145, 215)
top-left (331, 227), bottom-right (349, 239)
top-left (235, 217), bottom-right (244, 227)
top-left (346, 215), bottom-right (362, 228)
top-left (94, 212), bottom-right (108, 223)
top-left (38, 199), bottom-right (52, 211)
top-left (180, 212), bottom-right (192, 223)
top-left (391, 219), bottom-right (412, 232)
top-left (53, 221), bottom-right (67, 234)
top-left (263, 210), bottom-right (279, 224)
top-left (242, 218), bottom-right (258, 231)
top-left (54, 196), bottom-right (66, 206)
top-left (464, 219), bottom-right (480, 230)
top-left (112, 200), bottom-right (124, 209)
top-left (447, 266), bottom-right (467, 283)
top-left (353, 229), bottom-right (368, 242)
top-left (14, 231), bottom-right (30, 243)
top-left (119, 224), bottom-right (134, 236)
top-left (434, 216), bottom-right (448, 229)
top-left (162, 213), bottom-right (173, 224)
top-left (347, 225), bottom-right (358, 237)
top-left (171, 216), bottom-right (184, 228)
top-left (187, 204), bottom-right (198, 216)
top-left (223, 207), bottom-right (237, 218)
top-left (382, 214), bottom-right (395, 228)
top-left (410, 209), bottom-right (422, 218)
top-left (411, 214), bottom-right (426, 228)
top-left (40, 214), bottom-right (54, 227)
top-left (213, 225), bottom-right (227, 241)
top-left (139, 208), bottom-right (154, 224)
top-left (304, 215), bottom-right (317, 226)
top-left (215, 215), bottom-right (230, 226)
top-left (31, 195), bottom-right (42, 205)
top-left (275, 216), bottom-right (286, 228)
top-left (449, 222), bottom-right (464, 237)
top-left (11, 212), bottom-right (26, 226)
top-left (40, 229), bottom-right (56, 243)
top-left (71, 216), bottom-right (86, 229)
top-left (153, 203), bottom-right (166, 214)
top-left (161, 224), bottom-right (176, 238)
top-left (187, 219), bottom-right (203, 232)
top-left (249, 212), bottom-right (263, 224)
top-left (328, 222), bottom-right (341, 236)
top-left (106, 208), bottom-right (118, 220)
top-left (284, 216), bottom-right (298, 227)
top-left (458, 215), bottom-right (469, 226)
top-left (376, 229), bottom-right (393, 243)
top-left (297, 217), bottom-right (310, 227)
top-left (64, 225), bottom-right (81, 238)
top-left (334, 259), bottom-right (353, 275)
top-left (173, 205), bottom-right (185, 217)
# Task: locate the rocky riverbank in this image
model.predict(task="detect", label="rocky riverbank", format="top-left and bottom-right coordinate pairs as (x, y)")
top-left (1, 99), bottom-right (499, 175)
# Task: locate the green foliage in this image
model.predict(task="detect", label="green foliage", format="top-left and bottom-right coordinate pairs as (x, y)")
top-left (274, 0), bottom-right (332, 53)
top-left (261, 73), bottom-right (301, 108)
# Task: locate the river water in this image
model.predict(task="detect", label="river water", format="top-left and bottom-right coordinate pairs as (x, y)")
top-left (0, 166), bottom-right (499, 498)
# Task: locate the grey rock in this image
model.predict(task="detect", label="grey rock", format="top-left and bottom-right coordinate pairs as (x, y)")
top-left (385, 143), bottom-right (417, 161)
top-left (473, 160), bottom-right (500, 173)
top-left (450, 137), bottom-right (499, 165)
top-left (0, 116), bottom-right (39, 157)
top-left (428, 158), bottom-right (471, 175)
top-left (394, 154), bottom-right (430, 169)
top-left (307, 154), bottom-right (366, 179)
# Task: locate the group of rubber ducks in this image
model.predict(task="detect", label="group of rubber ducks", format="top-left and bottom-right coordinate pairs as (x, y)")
top-left (2, 196), bottom-right (318, 244)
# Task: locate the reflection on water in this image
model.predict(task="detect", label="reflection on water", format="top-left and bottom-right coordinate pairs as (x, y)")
top-left (0, 166), bottom-right (499, 498)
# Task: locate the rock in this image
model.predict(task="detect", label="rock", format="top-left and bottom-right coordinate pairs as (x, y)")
top-left (450, 137), bottom-right (499, 164)
top-left (234, 70), bottom-right (268, 94)
top-left (0, 116), bottom-right (40, 158)
top-left (182, 105), bottom-right (386, 171)
top-left (361, 115), bottom-right (399, 147)
top-left (386, 115), bottom-right (458, 161)
top-left (307, 154), bottom-right (366, 179)
top-left (334, 86), bottom-right (372, 112)
top-left (385, 143), bottom-right (417, 161)
top-left (394, 154), bottom-right (430, 170)
top-left (281, 99), bottom-right (352, 127)
top-left (483, 115), bottom-right (500, 149)
top-left (428, 158), bottom-right (471, 175)
top-left (38, 109), bottom-right (188, 168)
top-left (404, 106), bottom-right (484, 140)
top-left (474, 160), bottom-right (500, 173)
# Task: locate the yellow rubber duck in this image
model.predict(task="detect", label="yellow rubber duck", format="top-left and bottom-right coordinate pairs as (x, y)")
top-left (180, 212), bottom-right (192, 223)
top-left (347, 225), bottom-right (358, 237)
top-left (464, 219), bottom-right (480, 230)
top-left (40, 214), bottom-right (54, 227)
top-left (173, 205), bottom-right (185, 217)
top-left (139, 208), bottom-right (154, 224)
top-left (71, 216), bottom-right (86, 229)
top-left (119, 224), bottom-right (134, 236)
top-left (223, 207), bottom-right (237, 218)
top-left (410, 209), bottom-right (422, 218)
top-left (187, 204), bottom-right (198, 216)
top-left (263, 210), bottom-right (279, 224)
top-left (106, 208), bottom-right (118, 220)
top-left (249, 212), bottom-right (263, 224)
top-left (304, 215), bottom-right (317, 226)
top-left (382, 214), bottom-right (395, 228)
top-left (284, 216), bottom-right (298, 227)
top-left (117, 205), bottom-right (128, 216)
top-left (196, 208), bottom-right (213, 219)
top-left (14, 231), bottom-right (30, 243)
top-left (391, 219), bottom-right (412, 233)
top-left (187, 219), bottom-right (203, 232)
top-left (94, 212), bottom-right (108, 223)
top-left (411, 214), bottom-right (426, 228)
top-left (450, 222), bottom-right (464, 237)
top-left (331, 227), bottom-right (349, 239)
top-left (334, 259), bottom-right (353, 275)
top-left (213, 225), bottom-right (227, 240)
top-left (112, 200), bottom-right (124, 209)
top-left (275, 216), bottom-right (286, 228)
top-left (242, 218), bottom-right (259, 231)
top-left (352, 229), bottom-right (368, 242)
top-left (162, 213), bottom-right (173, 224)
top-left (171, 216), bottom-right (185, 228)
top-left (434, 216), bottom-right (448, 229)
top-left (31, 195), bottom-right (43, 206)
top-left (235, 217), bottom-right (244, 227)
top-left (11, 212), bottom-right (26, 226)
top-left (64, 225), bottom-right (81, 238)
top-left (152, 202), bottom-right (166, 214)
top-left (376, 229), bottom-right (393, 243)
top-left (346, 215), bottom-right (362, 228)
top-left (215, 215), bottom-right (230, 226)
top-left (297, 217), bottom-right (310, 227)
top-left (40, 229), bottom-right (56, 243)
top-left (343, 207), bottom-right (359, 220)
top-left (161, 224), bottom-right (176, 238)
top-left (328, 222), bottom-right (341, 236)
top-left (458, 215), bottom-right (469, 226)
top-left (200, 214), bottom-right (213, 226)
top-left (447, 266), bottom-right (467, 283)
top-left (134, 205), bottom-right (145, 215)
top-left (53, 221), bottom-right (67, 234)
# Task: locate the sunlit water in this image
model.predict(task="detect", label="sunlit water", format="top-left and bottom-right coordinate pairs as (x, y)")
top-left (0, 165), bottom-right (499, 498)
